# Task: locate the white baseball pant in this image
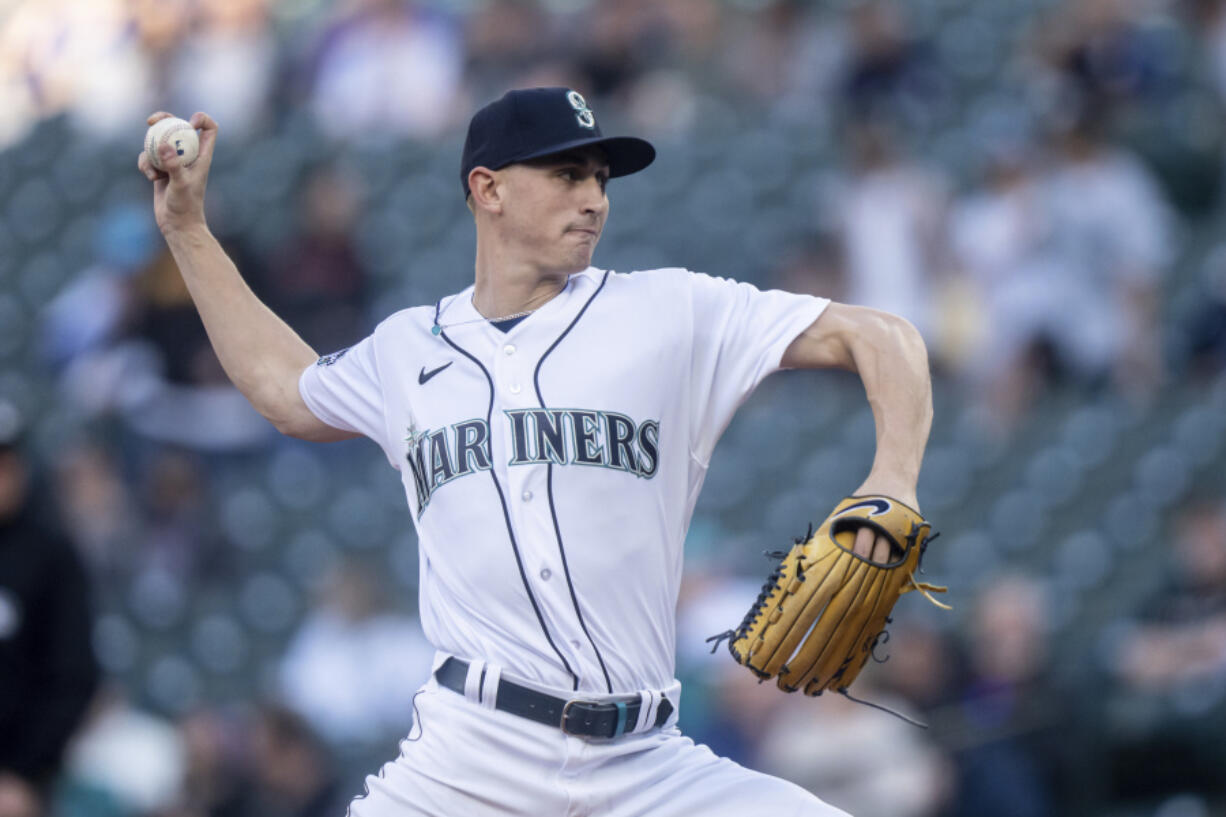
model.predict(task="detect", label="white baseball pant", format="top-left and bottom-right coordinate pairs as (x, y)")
top-left (345, 673), bottom-right (850, 817)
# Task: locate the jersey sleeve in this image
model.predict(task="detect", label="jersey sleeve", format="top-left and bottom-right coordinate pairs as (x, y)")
top-left (686, 272), bottom-right (828, 464)
top-left (298, 335), bottom-right (396, 465)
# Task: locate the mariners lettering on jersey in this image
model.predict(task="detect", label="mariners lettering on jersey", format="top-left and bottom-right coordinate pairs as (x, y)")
top-left (405, 409), bottom-right (660, 517)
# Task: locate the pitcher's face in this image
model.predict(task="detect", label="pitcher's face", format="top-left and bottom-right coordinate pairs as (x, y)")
top-left (498, 147), bottom-right (611, 275)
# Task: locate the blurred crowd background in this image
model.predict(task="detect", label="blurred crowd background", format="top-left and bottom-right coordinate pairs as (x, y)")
top-left (2, 0), bottom-right (1226, 815)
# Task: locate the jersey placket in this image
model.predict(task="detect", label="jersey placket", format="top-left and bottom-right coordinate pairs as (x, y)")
top-left (489, 330), bottom-right (595, 687)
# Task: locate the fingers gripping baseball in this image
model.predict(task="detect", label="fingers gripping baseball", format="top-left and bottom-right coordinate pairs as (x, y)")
top-left (137, 111), bottom-right (219, 233)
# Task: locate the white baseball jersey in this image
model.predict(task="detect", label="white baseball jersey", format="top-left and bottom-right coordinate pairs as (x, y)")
top-left (299, 267), bottom-right (827, 696)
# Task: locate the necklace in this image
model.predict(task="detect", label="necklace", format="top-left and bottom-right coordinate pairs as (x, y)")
top-left (431, 279), bottom-right (571, 335)
top-left (431, 305), bottom-right (539, 335)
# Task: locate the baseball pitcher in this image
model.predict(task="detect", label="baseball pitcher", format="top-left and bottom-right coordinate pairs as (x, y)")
top-left (138, 87), bottom-right (938, 817)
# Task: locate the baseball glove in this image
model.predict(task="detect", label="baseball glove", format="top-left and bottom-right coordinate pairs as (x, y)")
top-left (709, 495), bottom-right (948, 698)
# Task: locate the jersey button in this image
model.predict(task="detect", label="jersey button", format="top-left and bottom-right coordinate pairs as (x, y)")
top-left (509, 383), bottom-right (522, 395)
top-left (539, 568), bottom-right (552, 581)
top-left (522, 490), bottom-right (533, 502)
top-left (504, 344), bottom-right (516, 355)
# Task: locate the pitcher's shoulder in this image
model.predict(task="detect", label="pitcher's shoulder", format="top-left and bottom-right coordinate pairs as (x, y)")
top-left (369, 304), bottom-right (441, 345)
top-left (602, 266), bottom-right (694, 293)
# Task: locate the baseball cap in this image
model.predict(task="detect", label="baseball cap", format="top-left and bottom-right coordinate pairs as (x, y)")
top-left (460, 87), bottom-right (655, 198)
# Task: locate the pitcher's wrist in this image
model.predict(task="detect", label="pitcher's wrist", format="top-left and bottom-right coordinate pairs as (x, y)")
top-left (160, 219), bottom-right (213, 246)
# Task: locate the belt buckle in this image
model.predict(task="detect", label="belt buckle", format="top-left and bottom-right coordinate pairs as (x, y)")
top-left (560, 699), bottom-right (603, 736)
top-left (561, 698), bottom-right (632, 739)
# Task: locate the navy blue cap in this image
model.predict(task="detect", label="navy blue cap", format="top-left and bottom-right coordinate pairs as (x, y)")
top-left (460, 87), bottom-right (655, 198)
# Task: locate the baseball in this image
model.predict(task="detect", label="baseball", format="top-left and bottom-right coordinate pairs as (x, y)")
top-left (144, 117), bottom-right (199, 171)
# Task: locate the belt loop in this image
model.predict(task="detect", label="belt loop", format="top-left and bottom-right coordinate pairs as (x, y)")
top-left (613, 701), bottom-right (629, 737)
top-left (631, 690), bottom-right (655, 734)
top-left (463, 659), bottom-right (486, 705)
top-left (479, 664), bottom-right (501, 711)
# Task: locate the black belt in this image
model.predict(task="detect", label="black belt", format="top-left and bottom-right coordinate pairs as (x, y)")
top-left (434, 657), bottom-right (674, 739)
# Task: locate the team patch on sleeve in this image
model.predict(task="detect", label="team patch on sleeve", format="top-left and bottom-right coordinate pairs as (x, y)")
top-left (316, 348), bottom-right (350, 366)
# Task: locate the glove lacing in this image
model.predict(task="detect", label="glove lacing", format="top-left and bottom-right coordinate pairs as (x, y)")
top-left (705, 527), bottom-right (814, 668)
top-left (901, 529), bottom-right (951, 610)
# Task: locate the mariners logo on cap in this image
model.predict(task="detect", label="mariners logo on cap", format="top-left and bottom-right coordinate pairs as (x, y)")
top-left (567, 90), bottom-right (596, 129)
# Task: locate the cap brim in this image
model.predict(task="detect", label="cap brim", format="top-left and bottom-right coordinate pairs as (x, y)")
top-left (500, 135), bottom-right (656, 179)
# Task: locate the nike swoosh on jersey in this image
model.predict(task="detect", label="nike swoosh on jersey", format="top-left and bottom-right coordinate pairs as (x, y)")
top-left (418, 362), bottom-right (453, 385)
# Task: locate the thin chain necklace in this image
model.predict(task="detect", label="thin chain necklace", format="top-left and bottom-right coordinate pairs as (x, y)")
top-left (430, 305), bottom-right (539, 335)
top-left (431, 280), bottom-right (570, 336)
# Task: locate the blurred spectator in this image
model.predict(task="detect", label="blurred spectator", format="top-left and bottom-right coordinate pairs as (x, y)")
top-left (163, 703), bottom-right (344, 817)
top-left (0, 3), bottom-right (42, 148)
top-left (71, 0), bottom-right (191, 138)
top-left (166, 707), bottom-right (247, 817)
top-left (0, 404), bottom-right (100, 817)
top-left (129, 248), bottom-right (227, 390)
top-left (757, 684), bottom-right (952, 817)
top-left (944, 574), bottom-right (1080, 817)
top-left (264, 166), bottom-right (369, 353)
top-left (824, 116), bottom-right (950, 343)
top-left (875, 618), bottom-right (961, 716)
top-left (278, 560), bottom-right (433, 747)
top-left (949, 111), bottom-right (1172, 426)
top-left (947, 143), bottom-right (1054, 424)
top-left (135, 449), bottom-right (221, 583)
top-left (687, 654), bottom-right (792, 768)
top-left (463, 0), bottom-right (556, 102)
top-left (766, 236), bottom-right (845, 302)
top-left (1193, 0), bottom-right (1226, 105)
top-left (54, 242), bottom-right (274, 452)
top-left (170, 0), bottom-right (277, 140)
top-left (122, 244), bottom-right (274, 452)
top-left (305, 0), bottom-right (464, 142)
top-left (839, 1), bottom-right (946, 128)
top-left (1040, 112), bottom-right (1172, 396)
top-left (64, 688), bottom-right (186, 816)
top-left (615, 0), bottom-right (718, 136)
top-left (42, 204), bottom-right (160, 371)
top-left (1113, 501), bottom-right (1226, 689)
top-left (237, 705), bottom-right (344, 817)
top-left (0, 0), bottom-right (184, 144)
top-left (719, 1), bottom-right (845, 111)
top-left (564, 1), bottom-right (686, 106)
top-left (618, 68), bottom-right (702, 140)
top-left (51, 441), bottom-right (139, 583)
top-left (1179, 242), bottom-right (1226, 378)
top-left (1029, 0), bottom-right (1174, 118)
top-left (1106, 499), bottom-right (1226, 806)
